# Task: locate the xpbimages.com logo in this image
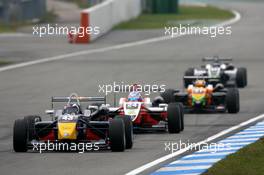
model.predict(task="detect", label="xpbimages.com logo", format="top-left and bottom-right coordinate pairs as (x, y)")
top-left (164, 140), bottom-right (232, 154)
top-left (32, 24), bottom-right (100, 37)
top-left (32, 141), bottom-right (100, 153)
top-left (98, 82), bottom-right (166, 95)
top-left (165, 24), bottom-right (232, 38)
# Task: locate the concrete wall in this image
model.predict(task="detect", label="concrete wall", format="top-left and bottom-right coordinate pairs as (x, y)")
top-left (88, 0), bottom-right (142, 40)
top-left (70, 0), bottom-right (142, 43)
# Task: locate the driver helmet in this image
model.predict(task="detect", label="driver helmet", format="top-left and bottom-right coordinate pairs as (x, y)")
top-left (128, 91), bottom-right (142, 102)
top-left (63, 103), bottom-right (80, 114)
top-left (212, 62), bottom-right (220, 67)
top-left (194, 80), bottom-right (206, 87)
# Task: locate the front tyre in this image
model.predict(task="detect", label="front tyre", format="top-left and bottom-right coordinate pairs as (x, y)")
top-left (236, 67), bottom-right (247, 88)
top-left (13, 119), bottom-right (28, 152)
top-left (24, 115), bottom-right (41, 140)
top-left (176, 103), bottom-right (184, 131)
top-left (116, 115), bottom-right (133, 149)
top-left (226, 88), bottom-right (240, 113)
top-left (167, 103), bottom-right (182, 133)
top-left (109, 118), bottom-right (125, 152)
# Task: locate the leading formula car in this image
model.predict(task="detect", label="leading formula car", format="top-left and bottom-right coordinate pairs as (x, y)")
top-left (13, 93), bottom-right (133, 152)
top-left (162, 77), bottom-right (240, 113)
top-left (184, 56), bottom-right (247, 88)
top-left (106, 85), bottom-right (184, 133)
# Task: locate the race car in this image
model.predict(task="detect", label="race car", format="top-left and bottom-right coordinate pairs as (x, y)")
top-left (184, 56), bottom-right (247, 88)
top-left (107, 85), bottom-right (184, 133)
top-left (161, 77), bottom-right (240, 113)
top-left (13, 93), bottom-right (133, 152)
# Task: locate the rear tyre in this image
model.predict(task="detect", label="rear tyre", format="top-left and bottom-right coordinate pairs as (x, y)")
top-left (236, 67), bottom-right (247, 88)
top-left (116, 115), bottom-right (133, 149)
top-left (167, 103), bottom-right (182, 133)
top-left (226, 88), bottom-right (240, 113)
top-left (13, 119), bottom-right (28, 152)
top-left (160, 89), bottom-right (175, 104)
top-left (184, 68), bottom-right (194, 88)
top-left (109, 118), bottom-right (125, 152)
top-left (24, 115), bottom-right (41, 140)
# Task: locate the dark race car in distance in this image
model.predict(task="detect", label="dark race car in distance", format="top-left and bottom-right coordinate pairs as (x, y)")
top-left (184, 56), bottom-right (247, 88)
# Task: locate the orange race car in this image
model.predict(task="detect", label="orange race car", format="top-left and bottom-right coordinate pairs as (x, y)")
top-left (161, 77), bottom-right (240, 113)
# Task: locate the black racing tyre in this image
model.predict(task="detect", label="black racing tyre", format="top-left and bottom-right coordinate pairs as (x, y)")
top-left (160, 89), bottom-right (176, 104)
top-left (226, 88), bottom-right (240, 113)
top-left (236, 67), bottom-right (247, 88)
top-left (24, 115), bottom-right (41, 140)
top-left (167, 103), bottom-right (182, 133)
top-left (13, 119), bottom-right (28, 152)
top-left (175, 103), bottom-right (184, 131)
top-left (184, 68), bottom-right (194, 88)
top-left (116, 115), bottom-right (133, 149)
top-left (241, 67), bottom-right (247, 86)
top-left (109, 118), bottom-right (125, 152)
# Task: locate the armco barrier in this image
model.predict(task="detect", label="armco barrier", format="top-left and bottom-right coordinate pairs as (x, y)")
top-left (68, 0), bottom-right (142, 44)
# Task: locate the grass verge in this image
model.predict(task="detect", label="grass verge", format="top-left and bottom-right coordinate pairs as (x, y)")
top-left (0, 60), bottom-right (12, 67)
top-left (62, 0), bottom-right (91, 9)
top-left (116, 5), bottom-right (234, 29)
top-left (203, 138), bottom-right (264, 175)
top-left (0, 25), bottom-right (16, 33)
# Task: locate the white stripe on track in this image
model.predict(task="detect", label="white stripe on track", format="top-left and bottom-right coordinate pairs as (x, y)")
top-left (158, 165), bottom-right (212, 171)
top-left (237, 131), bottom-right (264, 134)
top-left (220, 138), bottom-right (258, 143)
top-left (186, 152), bottom-right (234, 158)
top-left (171, 159), bottom-right (221, 165)
top-left (225, 142), bottom-right (253, 145)
top-left (196, 147), bottom-right (242, 153)
top-left (228, 134), bottom-right (263, 139)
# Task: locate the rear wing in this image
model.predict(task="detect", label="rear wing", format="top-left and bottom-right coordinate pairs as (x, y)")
top-left (202, 57), bottom-right (233, 63)
top-left (52, 96), bottom-right (106, 103)
top-left (51, 94), bottom-right (106, 108)
top-left (183, 76), bottom-right (221, 85)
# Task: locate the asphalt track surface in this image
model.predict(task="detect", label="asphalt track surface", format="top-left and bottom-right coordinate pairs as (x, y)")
top-left (0, 1), bottom-right (264, 175)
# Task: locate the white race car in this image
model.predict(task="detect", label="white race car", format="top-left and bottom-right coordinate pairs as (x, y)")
top-left (184, 56), bottom-right (247, 88)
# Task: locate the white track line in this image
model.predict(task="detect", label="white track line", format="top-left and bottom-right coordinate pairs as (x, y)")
top-left (196, 147), bottom-right (241, 153)
top-left (238, 131), bottom-right (264, 134)
top-left (171, 159), bottom-right (221, 165)
top-left (126, 113), bottom-right (264, 175)
top-left (158, 165), bottom-right (212, 171)
top-left (0, 10), bottom-right (241, 73)
top-left (228, 134), bottom-right (263, 139)
top-left (185, 152), bottom-right (234, 158)
top-left (220, 138), bottom-right (258, 143)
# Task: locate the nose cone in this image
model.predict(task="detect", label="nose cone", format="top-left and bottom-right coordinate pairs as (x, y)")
top-left (192, 94), bottom-right (205, 102)
top-left (58, 122), bottom-right (77, 140)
